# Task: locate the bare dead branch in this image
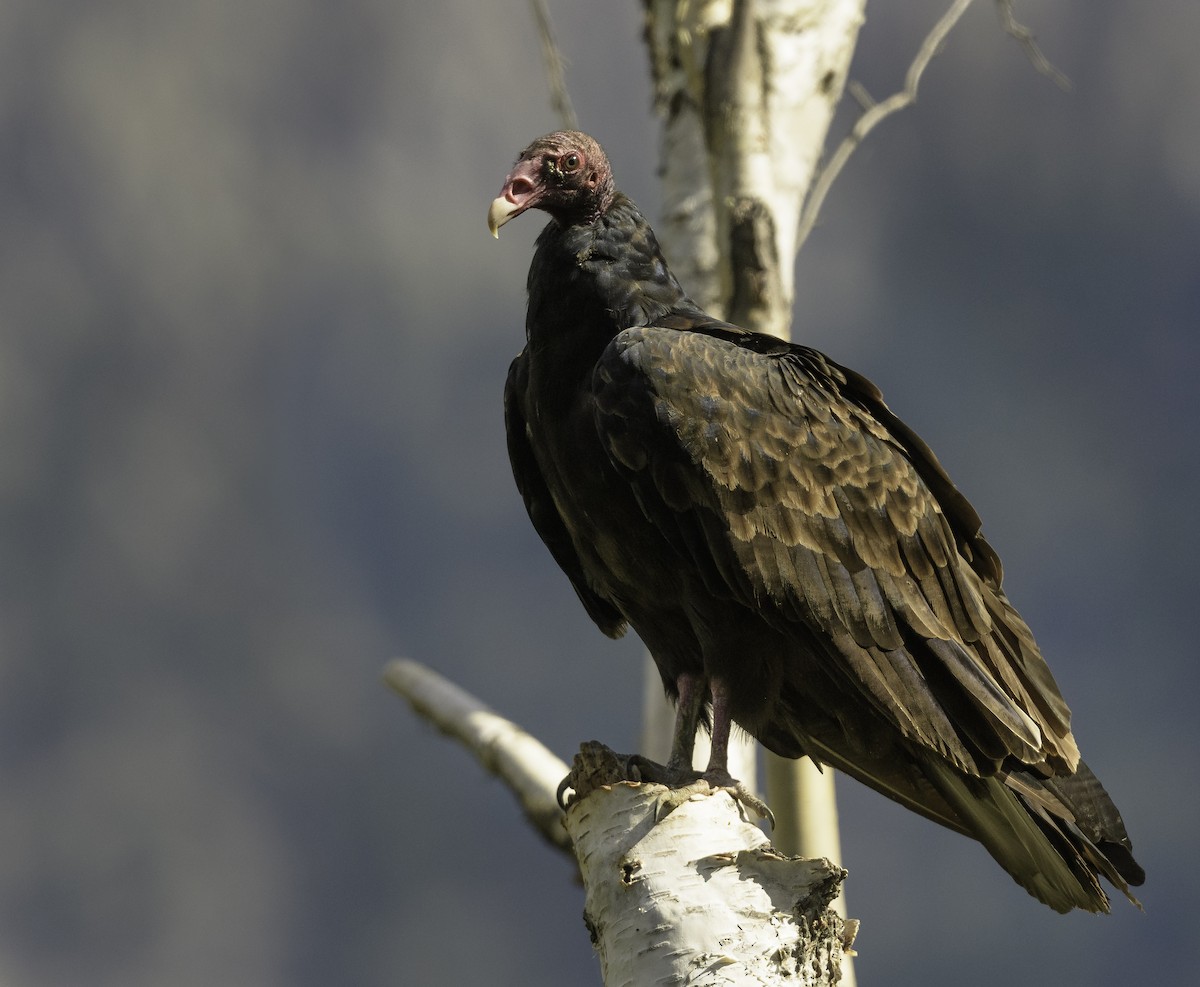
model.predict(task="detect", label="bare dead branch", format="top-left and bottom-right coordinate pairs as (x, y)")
top-left (530, 0), bottom-right (578, 130)
top-left (796, 0), bottom-right (977, 254)
top-left (385, 658), bottom-right (572, 853)
top-left (995, 0), bottom-right (1072, 92)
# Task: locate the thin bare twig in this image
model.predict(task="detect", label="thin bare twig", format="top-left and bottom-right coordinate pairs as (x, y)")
top-left (796, 0), bottom-right (977, 254)
top-left (995, 0), bottom-right (1072, 92)
top-left (846, 80), bottom-right (875, 113)
top-left (530, 0), bottom-right (578, 131)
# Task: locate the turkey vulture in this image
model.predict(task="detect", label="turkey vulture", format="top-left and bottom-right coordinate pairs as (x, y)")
top-left (488, 130), bottom-right (1143, 913)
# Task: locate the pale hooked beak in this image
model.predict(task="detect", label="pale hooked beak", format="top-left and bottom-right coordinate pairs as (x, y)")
top-left (487, 196), bottom-right (521, 239)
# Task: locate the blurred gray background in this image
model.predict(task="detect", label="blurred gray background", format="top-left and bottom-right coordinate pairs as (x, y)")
top-left (1, 1), bottom-right (1196, 984)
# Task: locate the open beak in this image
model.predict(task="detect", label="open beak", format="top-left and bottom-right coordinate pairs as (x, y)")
top-left (487, 159), bottom-right (541, 238)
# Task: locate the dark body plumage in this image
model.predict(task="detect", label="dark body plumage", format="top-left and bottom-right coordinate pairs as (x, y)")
top-left (492, 131), bottom-right (1143, 912)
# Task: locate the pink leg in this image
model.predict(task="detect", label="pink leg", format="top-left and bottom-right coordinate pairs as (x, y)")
top-left (705, 677), bottom-right (733, 776)
top-left (667, 672), bottom-right (707, 772)
top-left (704, 677), bottom-right (773, 825)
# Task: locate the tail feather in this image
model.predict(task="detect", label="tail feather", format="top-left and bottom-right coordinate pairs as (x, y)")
top-left (923, 760), bottom-right (1105, 912)
top-left (1038, 761), bottom-right (1145, 900)
top-left (924, 758), bottom-right (1142, 913)
top-left (760, 690), bottom-right (1143, 912)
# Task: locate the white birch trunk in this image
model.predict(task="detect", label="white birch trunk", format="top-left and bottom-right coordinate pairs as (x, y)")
top-left (565, 742), bottom-right (853, 987)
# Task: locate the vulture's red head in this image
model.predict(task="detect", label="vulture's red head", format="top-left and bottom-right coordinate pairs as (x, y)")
top-left (488, 131), bottom-right (615, 237)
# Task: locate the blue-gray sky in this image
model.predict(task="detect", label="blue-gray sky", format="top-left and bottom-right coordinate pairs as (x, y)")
top-left (1, 2), bottom-right (1196, 984)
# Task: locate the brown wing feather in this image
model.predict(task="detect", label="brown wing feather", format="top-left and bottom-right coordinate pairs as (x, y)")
top-left (593, 322), bottom-right (1077, 775)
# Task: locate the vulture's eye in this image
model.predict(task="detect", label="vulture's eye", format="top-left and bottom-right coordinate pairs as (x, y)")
top-left (563, 152), bottom-right (581, 171)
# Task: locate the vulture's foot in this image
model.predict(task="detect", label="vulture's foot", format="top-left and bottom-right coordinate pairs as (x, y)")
top-left (697, 766), bottom-right (776, 828)
top-left (624, 755), bottom-right (775, 827)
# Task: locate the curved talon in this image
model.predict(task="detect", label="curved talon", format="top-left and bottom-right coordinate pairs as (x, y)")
top-left (623, 753), bottom-right (651, 783)
top-left (729, 783), bottom-right (775, 828)
top-left (556, 773), bottom-right (575, 810)
top-left (698, 769), bottom-right (776, 827)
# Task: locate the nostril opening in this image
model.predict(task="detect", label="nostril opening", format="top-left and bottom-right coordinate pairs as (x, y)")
top-left (509, 177), bottom-right (534, 200)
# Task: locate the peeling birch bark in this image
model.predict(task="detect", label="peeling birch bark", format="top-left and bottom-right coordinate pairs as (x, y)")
top-left (564, 742), bottom-right (855, 987)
